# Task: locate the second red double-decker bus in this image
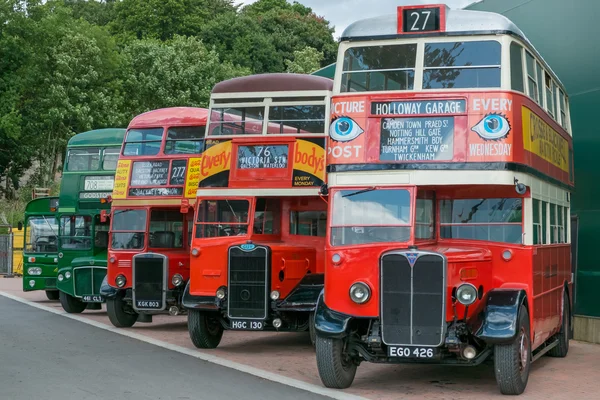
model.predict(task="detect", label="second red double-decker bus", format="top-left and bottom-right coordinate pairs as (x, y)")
top-left (182, 73), bottom-right (332, 348)
top-left (102, 107), bottom-right (207, 327)
top-left (314, 5), bottom-right (574, 395)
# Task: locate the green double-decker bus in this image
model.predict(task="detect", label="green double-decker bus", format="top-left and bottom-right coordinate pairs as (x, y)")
top-left (56, 128), bottom-right (126, 313)
top-left (22, 196), bottom-right (60, 300)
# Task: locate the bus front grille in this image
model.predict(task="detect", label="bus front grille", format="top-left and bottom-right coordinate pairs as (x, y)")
top-left (132, 254), bottom-right (167, 311)
top-left (227, 245), bottom-right (269, 319)
top-left (73, 267), bottom-right (105, 297)
top-left (380, 252), bottom-right (446, 346)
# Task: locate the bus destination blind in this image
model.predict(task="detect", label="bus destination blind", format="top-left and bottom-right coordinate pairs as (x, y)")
top-left (237, 145), bottom-right (288, 169)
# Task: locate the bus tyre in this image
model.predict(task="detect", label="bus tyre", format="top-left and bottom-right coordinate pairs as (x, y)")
top-left (106, 296), bottom-right (137, 328)
top-left (315, 335), bottom-right (357, 389)
top-left (309, 312), bottom-right (316, 348)
top-left (548, 293), bottom-right (570, 358)
top-left (45, 290), bottom-right (59, 301)
top-left (188, 310), bottom-right (223, 349)
top-left (494, 305), bottom-right (531, 395)
top-left (59, 291), bottom-right (87, 314)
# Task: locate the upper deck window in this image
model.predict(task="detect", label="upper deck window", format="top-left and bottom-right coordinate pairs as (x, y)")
top-left (545, 74), bottom-right (556, 118)
top-left (510, 42), bottom-right (525, 93)
top-left (102, 148), bottom-right (120, 171)
top-left (559, 90), bottom-right (569, 130)
top-left (423, 41), bottom-right (501, 89)
top-left (209, 107), bottom-right (263, 135)
top-left (165, 126), bottom-right (205, 154)
top-left (66, 148), bottom-right (100, 171)
top-left (341, 44), bottom-right (417, 92)
top-left (123, 128), bottom-right (163, 156)
top-left (330, 188), bottom-right (411, 246)
top-left (440, 198), bottom-right (522, 244)
top-left (267, 105), bottom-right (326, 134)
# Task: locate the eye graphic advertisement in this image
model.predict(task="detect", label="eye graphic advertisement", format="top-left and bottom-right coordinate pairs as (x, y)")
top-left (471, 113), bottom-right (511, 140)
top-left (329, 116), bottom-right (364, 142)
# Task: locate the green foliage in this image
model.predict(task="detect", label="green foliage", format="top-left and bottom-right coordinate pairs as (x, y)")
top-left (0, 0), bottom-right (338, 198)
top-left (286, 46), bottom-right (324, 74)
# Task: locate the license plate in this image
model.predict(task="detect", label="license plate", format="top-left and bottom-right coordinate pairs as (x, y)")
top-left (230, 320), bottom-right (264, 330)
top-left (82, 295), bottom-right (104, 303)
top-left (136, 300), bottom-right (161, 309)
top-left (387, 346), bottom-right (439, 359)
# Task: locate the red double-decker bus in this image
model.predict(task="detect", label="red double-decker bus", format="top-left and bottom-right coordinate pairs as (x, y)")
top-left (182, 73), bottom-right (332, 348)
top-left (102, 107), bottom-right (207, 327)
top-left (314, 5), bottom-right (574, 395)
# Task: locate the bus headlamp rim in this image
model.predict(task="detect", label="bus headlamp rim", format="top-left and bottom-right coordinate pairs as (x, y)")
top-left (116, 274), bottom-right (127, 288)
top-left (349, 282), bottom-right (371, 304)
top-left (172, 273), bottom-right (184, 287)
top-left (456, 283), bottom-right (478, 306)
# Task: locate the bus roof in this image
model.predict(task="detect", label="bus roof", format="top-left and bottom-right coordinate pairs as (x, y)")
top-left (25, 196), bottom-right (59, 213)
top-left (212, 73), bottom-right (333, 94)
top-left (128, 107), bottom-right (209, 129)
top-left (67, 128), bottom-right (126, 147)
top-left (340, 7), bottom-right (564, 89)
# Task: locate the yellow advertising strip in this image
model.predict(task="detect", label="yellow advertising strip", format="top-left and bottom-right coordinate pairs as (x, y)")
top-left (522, 107), bottom-right (569, 173)
top-left (185, 158), bottom-right (202, 199)
top-left (198, 140), bottom-right (232, 182)
top-left (293, 139), bottom-right (325, 180)
top-left (112, 160), bottom-right (131, 199)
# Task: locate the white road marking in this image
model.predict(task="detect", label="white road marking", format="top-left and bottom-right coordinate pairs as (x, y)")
top-left (0, 291), bottom-right (366, 400)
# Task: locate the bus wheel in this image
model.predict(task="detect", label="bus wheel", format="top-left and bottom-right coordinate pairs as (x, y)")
top-left (45, 290), bottom-right (59, 301)
top-left (548, 292), bottom-right (570, 358)
top-left (309, 312), bottom-right (316, 347)
top-left (188, 310), bottom-right (223, 349)
top-left (59, 291), bottom-right (87, 314)
top-left (494, 305), bottom-right (531, 395)
top-left (315, 335), bottom-right (357, 389)
top-left (106, 296), bottom-right (137, 328)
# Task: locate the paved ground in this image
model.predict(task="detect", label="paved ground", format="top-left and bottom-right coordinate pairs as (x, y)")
top-left (2, 277), bottom-right (599, 399)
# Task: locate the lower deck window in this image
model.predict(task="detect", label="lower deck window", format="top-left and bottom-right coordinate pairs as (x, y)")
top-left (440, 198), bottom-right (522, 244)
top-left (290, 211), bottom-right (326, 237)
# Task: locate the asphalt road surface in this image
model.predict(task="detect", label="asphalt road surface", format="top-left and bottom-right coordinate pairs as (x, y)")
top-left (0, 296), bottom-right (327, 400)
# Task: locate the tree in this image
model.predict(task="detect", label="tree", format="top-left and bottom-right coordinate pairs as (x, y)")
top-left (119, 35), bottom-right (250, 116)
top-left (285, 46), bottom-right (324, 74)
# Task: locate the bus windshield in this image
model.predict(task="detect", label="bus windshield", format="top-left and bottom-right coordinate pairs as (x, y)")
top-left (195, 199), bottom-right (250, 238)
top-left (111, 209), bottom-right (147, 250)
top-left (330, 188), bottom-right (411, 246)
top-left (25, 216), bottom-right (58, 253)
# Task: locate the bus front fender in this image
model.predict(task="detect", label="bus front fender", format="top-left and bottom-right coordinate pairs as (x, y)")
top-left (181, 280), bottom-right (220, 311)
top-left (475, 288), bottom-right (528, 344)
top-left (99, 276), bottom-right (118, 298)
top-left (314, 291), bottom-right (352, 339)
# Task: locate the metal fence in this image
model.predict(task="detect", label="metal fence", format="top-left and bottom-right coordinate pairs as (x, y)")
top-left (0, 224), bottom-right (13, 276)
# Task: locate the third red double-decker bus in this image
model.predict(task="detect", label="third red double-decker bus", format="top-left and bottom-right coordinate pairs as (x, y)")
top-left (313, 5), bottom-right (574, 395)
top-left (102, 107), bottom-right (207, 327)
top-left (182, 73), bottom-right (332, 348)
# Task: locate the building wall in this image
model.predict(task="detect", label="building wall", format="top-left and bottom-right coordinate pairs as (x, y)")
top-left (468, 0), bottom-right (600, 321)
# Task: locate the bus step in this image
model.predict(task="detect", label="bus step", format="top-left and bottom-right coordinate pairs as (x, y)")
top-left (531, 338), bottom-right (559, 362)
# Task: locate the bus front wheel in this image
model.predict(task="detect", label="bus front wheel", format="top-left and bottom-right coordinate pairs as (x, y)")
top-left (45, 290), bottom-right (59, 301)
top-left (315, 335), bottom-right (357, 389)
top-left (59, 291), bottom-right (87, 314)
top-left (106, 295), bottom-right (137, 328)
top-left (188, 310), bottom-right (223, 349)
top-left (494, 305), bottom-right (531, 395)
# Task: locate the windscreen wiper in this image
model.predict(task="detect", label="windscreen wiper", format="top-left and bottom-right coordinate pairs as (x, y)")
top-left (342, 187), bottom-right (375, 198)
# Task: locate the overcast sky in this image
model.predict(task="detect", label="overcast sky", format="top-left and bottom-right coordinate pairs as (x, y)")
top-left (238, 0), bottom-right (480, 36)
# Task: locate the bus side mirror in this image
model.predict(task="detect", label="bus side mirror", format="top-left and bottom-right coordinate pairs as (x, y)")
top-left (100, 210), bottom-right (109, 223)
top-left (17, 222), bottom-right (23, 231)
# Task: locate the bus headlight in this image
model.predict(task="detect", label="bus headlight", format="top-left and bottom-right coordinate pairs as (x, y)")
top-left (172, 274), bottom-right (184, 287)
top-left (116, 274), bottom-right (127, 288)
top-left (191, 248), bottom-right (200, 257)
top-left (27, 267), bottom-right (42, 276)
top-left (65, 271), bottom-right (71, 279)
top-left (456, 283), bottom-right (478, 306)
top-left (270, 290), bottom-right (280, 301)
top-left (29, 280), bottom-right (35, 287)
top-left (58, 274), bottom-right (64, 282)
top-left (349, 282), bottom-right (371, 304)
top-left (216, 287), bottom-right (226, 300)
